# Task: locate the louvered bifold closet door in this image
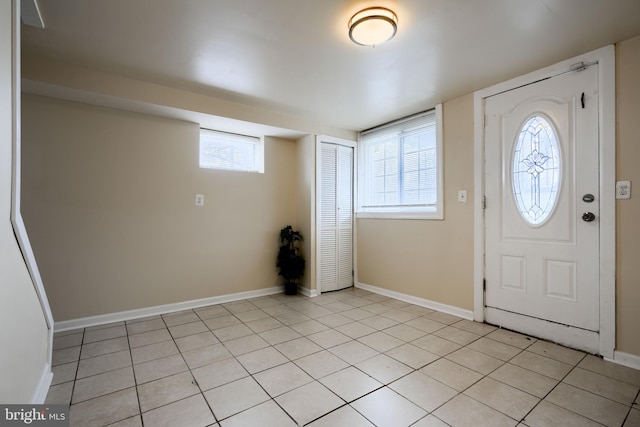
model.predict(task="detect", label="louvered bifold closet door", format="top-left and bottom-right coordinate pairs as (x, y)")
top-left (320, 143), bottom-right (353, 292)
top-left (337, 145), bottom-right (353, 289)
top-left (320, 144), bottom-right (338, 291)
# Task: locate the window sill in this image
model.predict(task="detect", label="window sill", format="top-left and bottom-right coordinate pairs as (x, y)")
top-left (355, 211), bottom-right (444, 220)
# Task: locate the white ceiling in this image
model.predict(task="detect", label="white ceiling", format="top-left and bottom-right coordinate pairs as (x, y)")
top-left (21, 0), bottom-right (640, 132)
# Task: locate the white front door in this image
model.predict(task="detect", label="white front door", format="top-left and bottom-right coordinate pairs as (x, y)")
top-left (319, 142), bottom-right (354, 292)
top-left (484, 64), bottom-right (601, 351)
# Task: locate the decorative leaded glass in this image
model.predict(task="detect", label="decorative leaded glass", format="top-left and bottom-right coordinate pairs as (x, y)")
top-left (512, 115), bottom-right (561, 225)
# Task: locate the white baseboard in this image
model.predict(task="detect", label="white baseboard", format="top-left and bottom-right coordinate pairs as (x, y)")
top-left (298, 286), bottom-right (318, 298)
top-left (32, 363), bottom-right (53, 404)
top-left (55, 286), bottom-right (283, 332)
top-left (355, 282), bottom-right (474, 321)
top-left (605, 350), bottom-right (640, 371)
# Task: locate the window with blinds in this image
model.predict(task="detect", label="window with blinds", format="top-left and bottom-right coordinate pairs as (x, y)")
top-left (199, 129), bottom-right (264, 173)
top-left (357, 105), bottom-right (443, 219)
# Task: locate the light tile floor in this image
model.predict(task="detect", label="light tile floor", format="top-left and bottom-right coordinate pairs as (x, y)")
top-left (46, 288), bottom-right (640, 427)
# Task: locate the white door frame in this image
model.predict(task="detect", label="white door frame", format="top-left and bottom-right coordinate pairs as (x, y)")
top-left (473, 45), bottom-right (616, 358)
top-left (9, 0), bottom-right (54, 400)
top-left (315, 135), bottom-right (357, 295)
top-left (11, 0), bottom-right (54, 352)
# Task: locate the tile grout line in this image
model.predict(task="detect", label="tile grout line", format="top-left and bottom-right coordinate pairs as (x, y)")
top-left (397, 326), bottom-right (515, 424)
top-left (621, 388), bottom-right (640, 426)
top-left (214, 301), bottom-right (300, 425)
top-left (455, 337), bottom-right (634, 426)
top-left (125, 324), bottom-right (144, 427)
top-left (164, 309), bottom-right (220, 426)
top-left (515, 352), bottom-right (609, 426)
top-left (561, 354), bottom-right (640, 410)
top-left (220, 300), bottom-right (334, 426)
top-left (68, 328), bottom-right (84, 409)
top-left (198, 305), bottom-right (250, 425)
top-left (219, 298), bottom-right (395, 425)
top-left (53, 290), bottom-right (639, 427)
top-left (65, 298), bottom-right (492, 424)
top-left (294, 302), bottom-right (464, 426)
top-left (244, 298), bottom-right (475, 425)
top-left (178, 302), bottom-right (303, 425)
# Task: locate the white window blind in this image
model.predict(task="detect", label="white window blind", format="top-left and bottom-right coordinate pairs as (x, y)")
top-left (199, 129), bottom-right (264, 173)
top-left (357, 105), bottom-right (443, 219)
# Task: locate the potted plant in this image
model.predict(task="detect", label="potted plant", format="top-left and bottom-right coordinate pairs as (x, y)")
top-left (277, 225), bottom-right (305, 295)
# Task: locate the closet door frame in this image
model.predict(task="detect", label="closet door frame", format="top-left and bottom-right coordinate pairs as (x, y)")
top-left (315, 135), bottom-right (357, 294)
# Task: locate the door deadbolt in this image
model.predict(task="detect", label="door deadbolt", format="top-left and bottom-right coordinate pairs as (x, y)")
top-left (582, 212), bottom-right (596, 222)
top-left (582, 194), bottom-right (595, 203)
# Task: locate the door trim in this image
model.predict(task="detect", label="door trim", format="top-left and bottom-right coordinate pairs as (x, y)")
top-left (12, 0), bottom-right (55, 369)
top-left (315, 135), bottom-right (357, 294)
top-left (473, 45), bottom-right (616, 357)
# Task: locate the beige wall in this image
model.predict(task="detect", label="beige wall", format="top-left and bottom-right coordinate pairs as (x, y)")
top-left (18, 34), bottom-right (640, 358)
top-left (616, 36), bottom-right (640, 356)
top-left (0, 0), bottom-right (50, 402)
top-left (21, 94), bottom-right (297, 321)
top-left (357, 39), bottom-right (640, 357)
top-left (295, 134), bottom-right (316, 291)
top-left (357, 95), bottom-right (475, 310)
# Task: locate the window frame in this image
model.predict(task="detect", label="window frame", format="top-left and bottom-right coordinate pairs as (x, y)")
top-left (356, 104), bottom-right (443, 220)
top-left (199, 128), bottom-right (264, 174)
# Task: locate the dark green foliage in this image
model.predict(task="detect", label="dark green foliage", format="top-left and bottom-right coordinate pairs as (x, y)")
top-left (277, 225), bottom-right (305, 295)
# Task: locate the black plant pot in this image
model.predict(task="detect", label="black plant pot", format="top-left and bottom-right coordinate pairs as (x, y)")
top-left (285, 281), bottom-right (298, 295)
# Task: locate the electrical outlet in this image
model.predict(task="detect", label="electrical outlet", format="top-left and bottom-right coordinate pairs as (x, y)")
top-left (616, 181), bottom-right (631, 200)
top-left (195, 194), bottom-right (205, 206)
top-left (458, 190), bottom-right (467, 203)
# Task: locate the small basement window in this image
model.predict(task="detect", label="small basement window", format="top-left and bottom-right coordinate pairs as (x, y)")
top-left (199, 129), bottom-right (264, 173)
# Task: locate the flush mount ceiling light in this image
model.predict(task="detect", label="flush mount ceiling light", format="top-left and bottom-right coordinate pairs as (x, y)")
top-left (348, 6), bottom-right (398, 47)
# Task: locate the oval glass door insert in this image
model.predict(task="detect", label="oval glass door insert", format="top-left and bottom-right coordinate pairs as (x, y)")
top-left (512, 115), bottom-right (561, 225)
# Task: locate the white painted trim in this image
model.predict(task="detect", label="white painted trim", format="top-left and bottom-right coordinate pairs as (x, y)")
top-left (32, 363), bottom-right (53, 404)
top-left (315, 138), bottom-right (322, 294)
top-left (315, 135), bottom-right (357, 295)
top-left (473, 45), bottom-right (616, 357)
top-left (356, 282), bottom-right (473, 320)
top-left (606, 351), bottom-right (640, 371)
top-left (353, 203), bottom-right (359, 291)
top-left (355, 211), bottom-right (442, 220)
top-left (486, 308), bottom-right (600, 354)
top-left (20, 0), bottom-right (45, 28)
top-left (596, 46), bottom-right (616, 359)
top-left (435, 103), bottom-right (444, 219)
top-left (12, 0), bottom-right (55, 372)
top-left (473, 94), bottom-right (486, 323)
top-left (308, 135), bottom-right (318, 298)
top-left (298, 286), bottom-right (318, 298)
top-left (55, 286), bottom-right (282, 332)
top-left (355, 104), bottom-right (444, 221)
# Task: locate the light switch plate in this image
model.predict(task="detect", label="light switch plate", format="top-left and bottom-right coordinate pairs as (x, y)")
top-left (458, 190), bottom-right (467, 203)
top-left (616, 181), bottom-right (631, 200)
top-left (195, 194), bottom-right (205, 206)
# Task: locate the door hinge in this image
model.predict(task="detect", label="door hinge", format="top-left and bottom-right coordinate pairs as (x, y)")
top-left (482, 196), bottom-right (487, 210)
top-left (570, 61), bottom-right (587, 73)
top-left (569, 60), bottom-right (597, 73)
top-left (483, 279), bottom-right (486, 291)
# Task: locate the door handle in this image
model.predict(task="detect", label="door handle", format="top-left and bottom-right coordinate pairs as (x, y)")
top-left (582, 212), bottom-right (596, 222)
